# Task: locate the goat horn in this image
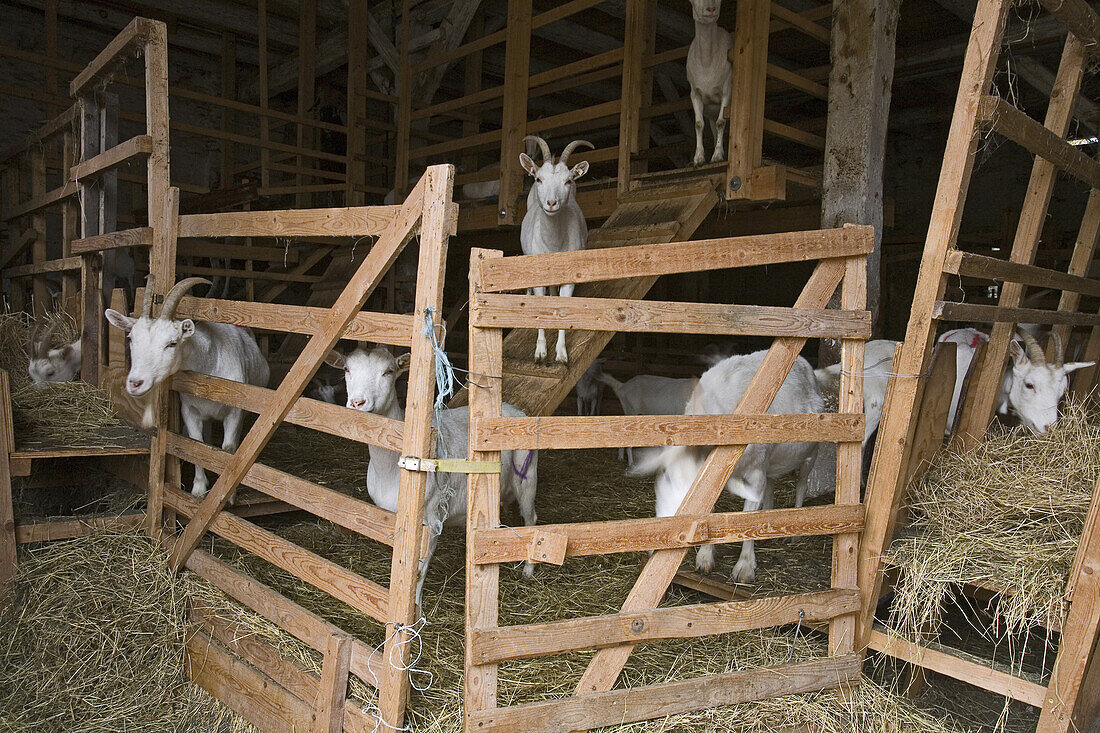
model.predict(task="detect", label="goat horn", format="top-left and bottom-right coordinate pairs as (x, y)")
top-left (1017, 328), bottom-right (1045, 365)
top-left (141, 275), bottom-right (155, 319)
top-left (27, 325), bottom-right (43, 359)
top-left (522, 135), bottom-right (552, 164)
top-left (159, 277), bottom-right (211, 320)
top-left (559, 139), bottom-right (595, 166)
top-left (1051, 331), bottom-right (1065, 369)
top-left (37, 322), bottom-right (58, 357)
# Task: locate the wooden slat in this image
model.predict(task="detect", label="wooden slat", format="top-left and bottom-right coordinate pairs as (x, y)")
top-left (4, 255), bottom-right (81, 278)
top-left (471, 589), bottom-right (860, 665)
top-left (2, 180), bottom-right (79, 221)
top-left (465, 655), bottom-right (861, 732)
top-left (177, 240), bottom-right (301, 264)
top-left (174, 296), bottom-right (415, 347)
top-left (933, 301), bottom-right (1100, 326)
top-left (71, 226), bottom-right (152, 253)
top-left (979, 95), bottom-right (1100, 189)
top-left (471, 504), bottom-right (865, 564)
top-left (170, 372), bottom-right (404, 451)
top-left (166, 486), bottom-right (390, 622)
top-left (478, 226), bottom-right (874, 292)
top-left (15, 512), bottom-right (145, 543)
top-left (178, 206), bottom-right (401, 238)
top-left (763, 119), bottom-right (826, 150)
top-left (175, 264), bottom-right (322, 283)
top-left (471, 294), bottom-right (871, 338)
top-left (0, 371), bottom-right (15, 588)
top-left (866, 628), bottom-right (1046, 707)
top-left (766, 64), bottom-right (828, 100)
top-left (770, 2), bottom-right (831, 43)
top-left (944, 249), bottom-right (1100, 297)
top-left (70, 17), bottom-right (157, 97)
top-left (314, 633), bottom-right (353, 733)
top-left (69, 134), bottom-right (152, 181)
top-left (185, 550), bottom-right (385, 688)
top-left (472, 412), bottom-right (864, 451)
top-left (186, 630), bottom-right (310, 733)
top-left (1038, 0), bottom-right (1100, 50)
top-left (166, 434), bottom-right (399, 546)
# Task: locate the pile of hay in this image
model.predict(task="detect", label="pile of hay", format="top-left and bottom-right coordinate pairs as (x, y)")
top-left (0, 531), bottom-right (249, 732)
top-left (0, 312), bottom-right (130, 446)
top-left (888, 396), bottom-right (1100, 644)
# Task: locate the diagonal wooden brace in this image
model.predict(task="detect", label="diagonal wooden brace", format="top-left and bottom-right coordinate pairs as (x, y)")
top-left (572, 258), bottom-right (851, 702)
top-left (168, 172), bottom-right (434, 572)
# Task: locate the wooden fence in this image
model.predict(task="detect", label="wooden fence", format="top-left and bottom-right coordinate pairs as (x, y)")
top-left (858, 1), bottom-right (1100, 729)
top-left (149, 165), bottom-right (455, 732)
top-left (461, 224), bottom-right (872, 732)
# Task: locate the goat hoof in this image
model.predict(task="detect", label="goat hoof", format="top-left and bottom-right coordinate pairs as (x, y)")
top-left (534, 346), bottom-right (548, 361)
top-left (730, 560), bottom-right (756, 585)
top-left (191, 486), bottom-right (208, 499)
top-left (710, 150), bottom-right (726, 164)
top-left (523, 561), bottom-right (535, 578)
top-left (692, 155), bottom-right (706, 167)
top-left (695, 547), bottom-right (716, 575)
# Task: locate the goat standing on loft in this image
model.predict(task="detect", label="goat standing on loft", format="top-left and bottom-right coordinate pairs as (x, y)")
top-left (26, 322), bottom-right (81, 386)
top-left (687, 0), bottom-right (733, 166)
top-left (939, 327), bottom-right (1094, 435)
top-left (325, 347), bottom-right (539, 607)
top-left (519, 135), bottom-right (594, 363)
top-left (105, 277), bottom-right (270, 497)
top-left (630, 350), bottom-right (824, 584)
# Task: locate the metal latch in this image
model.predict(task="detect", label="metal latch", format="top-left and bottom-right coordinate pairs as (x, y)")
top-left (398, 455), bottom-right (502, 474)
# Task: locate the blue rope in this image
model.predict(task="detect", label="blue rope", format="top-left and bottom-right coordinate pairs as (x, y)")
top-left (421, 307), bottom-right (455, 412)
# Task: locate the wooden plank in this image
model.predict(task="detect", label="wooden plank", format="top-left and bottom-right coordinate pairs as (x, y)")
top-left (727, 0), bottom-right (770, 199)
top-left (471, 294), bottom-right (870, 338)
top-left (4, 256), bottom-right (81, 278)
top-left (170, 372), bottom-right (404, 450)
top-left (69, 135), bottom-right (152, 181)
top-left (466, 655), bottom-right (861, 732)
top-left (576, 259), bottom-right (847, 695)
top-left (471, 504), bottom-right (865, 564)
top-left (1, 180), bottom-right (79, 221)
top-left (165, 434), bottom-right (398, 546)
top-left (767, 64), bottom-right (828, 100)
top-left (866, 629), bottom-right (1046, 706)
top-left (471, 589), bottom-right (860, 665)
top-left (764, 119), bottom-right (826, 150)
top-left (14, 512), bottom-right (145, 543)
top-left (167, 486), bottom-right (389, 621)
top-left (71, 226), bottom-right (153, 254)
top-left (178, 206), bottom-right (401, 238)
top-left (770, 2), bottom-right (831, 43)
top-left (314, 633), bottom-right (352, 733)
top-left (0, 371), bottom-right (15, 589)
top-left (175, 264), bottom-right (323, 284)
top-left (478, 226), bottom-right (874, 292)
top-left (1038, 0), bottom-right (1100, 50)
top-left (173, 297), bottom-right (415, 348)
top-left (495, 0), bottom-right (532, 226)
top-left (617, 0), bottom-right (649, 196)
top-left (185, 549), bottom-right (384, 688)
top-left (70, 17), bottom-right (157, 97)
top-left (295, 0), bottom-right (317, 209)
top-left (979, 95), bottom-right (1100, 189)
top-left (465, 249), bottom-right (504, 720)
top-left (944, 249), bottom-right (1100, 298)
top-left (1053, 189), bottom-right (1100, 362)
top-left (472, 412), bottom-right (864, 451)
top-left (177, 240), bottom-right (301, 264)
top-left (933, 301), bottom-right (1100, 327)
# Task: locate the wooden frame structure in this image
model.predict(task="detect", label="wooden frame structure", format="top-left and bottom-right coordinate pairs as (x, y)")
top-left (462, 224), bottom-right (872, 732)
top-left (395, 0), bottom-right (830, 230)
top-left (859, 1), bottom-right (1100, 730)
top-left (145, 164), bottom-right (457, 732)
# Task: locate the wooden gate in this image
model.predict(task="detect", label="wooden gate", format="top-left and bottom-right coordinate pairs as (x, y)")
top-left (463, 225), bottom-right (872, 731)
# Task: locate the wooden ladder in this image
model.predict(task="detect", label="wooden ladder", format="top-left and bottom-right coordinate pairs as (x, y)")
top-left (455, 179), bottom-right (719, 416)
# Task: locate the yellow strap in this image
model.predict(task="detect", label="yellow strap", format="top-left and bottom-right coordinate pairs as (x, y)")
top-left (398, 456), bottom-right (502, 474)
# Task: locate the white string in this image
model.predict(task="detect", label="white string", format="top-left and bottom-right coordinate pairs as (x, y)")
top-left (362, 617), bottom-right (435, 732)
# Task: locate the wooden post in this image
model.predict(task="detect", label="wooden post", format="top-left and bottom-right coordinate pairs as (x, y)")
top-left (726, 0), bottom-right (769, 200)
top-left (30, 140), bottom-right (48, 318)
top-left (79, 94), bottom-right (102, 384)
top-left (296, 0), bottom-right (318, 208)
top-left (221, 33), bottom-right (237, 190)
top-left (857, 0), bottom-right (1010, 652)
top-left (954, 35), bottom-right (1087, 446)
top-left (394, 0), bottom-right (412, 196)
top-left (98, 92), bottom-right (120, 381)
top-left (258, 0), bottom-right (271, 190)
top-left (61, 129), bottom-right (80, 318)
top-left (819, 0), bottom-right (900, 358)
top-left (346, 0), bottom-right (369, 206)
top-left (617, 0), bottom-right (651, 197)
top-left (45, 0), bottom-right (58, 119)
top-left (464, 249), bottom-right (504, 731)
top-left (376, 166), bottom-right (454, 729)
top-left (1051, 190), bottom-right (1100, 362)
top-left (0, 372), bottom-right (15, 592)
top-left (496, 0), bottom-right (532, 226)
top-left (461, 14), bottom-right (485, 177)
top-left (313, 632), bottom-right (352, 733)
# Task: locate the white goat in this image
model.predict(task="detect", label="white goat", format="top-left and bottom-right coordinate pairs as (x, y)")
top-left (630, 350), bottom-right (823, 584)
top-left (939, 327), bottom-right (1093, 435)
top-left (325, 347), bottom-right (539, 606)
top-left (519, 135), bottom-right (593, 363)
top-left (814, 339), bottom-right (899, 450)
top-left (596, 371), bottom-right (698, 464)
top-left (105, 277), bottom-right (270, 497)
top-left (26, 322), bottom-right (82, 386)
top-left (308, 377), bottom-right (344, 405)
top-left (575, 360), bottom-right (605, 416)
top-left (686, 0), bottom-right (733, 165)
top-left (461, 138), bottom-right (540, 200)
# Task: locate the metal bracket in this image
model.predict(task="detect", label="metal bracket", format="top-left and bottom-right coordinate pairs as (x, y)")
top-left (398, 455), bottom-right (502, 474)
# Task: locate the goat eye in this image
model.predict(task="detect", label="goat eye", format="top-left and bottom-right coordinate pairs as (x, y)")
top-left (536, 177), bottom-right (542, 183)
top-left (383, 369), bottom-right (394, 376)
top-left (344, 367), bottom-right (350, 373)
top-left (166, 341), bottom-right (178, 349)
top-left (1025, 382), bottom-right (1035, 390)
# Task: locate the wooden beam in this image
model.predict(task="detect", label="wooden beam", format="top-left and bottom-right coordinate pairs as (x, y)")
top-left (72, 227), bottom-right (153, 254)
top-left (69, 135), bottom-right (153, 181)
top-left (495, 0), bottom-right (532, 226)
top-left (934, 301), bottom-right (1100, 327)
top-left (313, 633), bottom-right (352, 733)
top-left (943, 249), bottom-right (1100, 297)
top-left (3, 256), bottom-right (81, 278)
top-left (1037, 0), bottom-right (1100, 50)
top-left (70, 17), bottom-right (158, 97)
top-left (178, 206), bottom-right (400, 238)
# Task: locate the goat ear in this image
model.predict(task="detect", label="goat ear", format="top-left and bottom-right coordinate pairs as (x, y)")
top-left (1063, 361), bottom-right (1096, 375)
top-left (59, 343), bottom-right (76, 361)
top-left (324, 350), bottom-right (346, 370)
top-left (179, 319), bottom-right (196, 339)
top-left (570, 161), bottom-right (590, 180)
top-left (1008, 341), bottom-right (1029, 369)
top-left (519, 153), bottom-right (539, 177)
top-left (395, 352), bottom-right (412, 375)
top-left (105, 308), bottom-right (136, 332)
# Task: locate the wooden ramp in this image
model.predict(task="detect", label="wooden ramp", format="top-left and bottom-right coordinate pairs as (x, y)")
top-left (457, 179), bottom-right (719, 416)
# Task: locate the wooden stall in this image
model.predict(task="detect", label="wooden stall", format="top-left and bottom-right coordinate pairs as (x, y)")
top-left (858, 1), bottom-right (1100, 730)
top-left (461, 224), bottom-right (871, 732)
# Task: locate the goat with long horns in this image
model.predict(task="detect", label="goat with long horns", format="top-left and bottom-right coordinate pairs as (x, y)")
top-left (518, 135), bottom-right (594, 362)
top-left (106, 276), bottom-right (270, 497)
top-left (26, 321), bottom-right (82, 386)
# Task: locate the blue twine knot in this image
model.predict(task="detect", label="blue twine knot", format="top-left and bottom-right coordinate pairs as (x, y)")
top-left (421, 307), bottom-right (455, 412)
